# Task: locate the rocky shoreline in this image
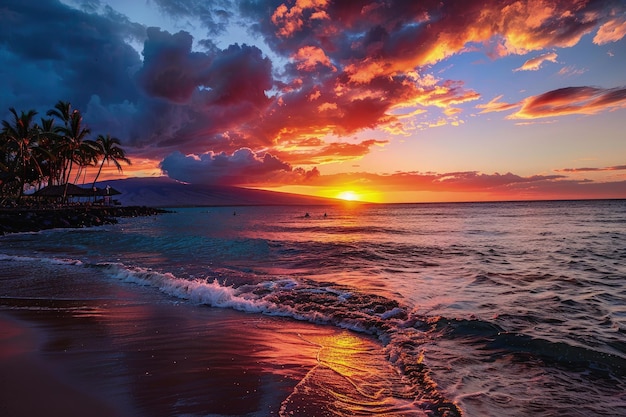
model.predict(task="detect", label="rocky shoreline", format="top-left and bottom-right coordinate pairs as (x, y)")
top-left (0, 206), bottom-right (170, 235)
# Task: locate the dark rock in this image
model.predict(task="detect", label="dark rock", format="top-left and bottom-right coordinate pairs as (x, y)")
top-left (0, 206), bottom-right (170, 235)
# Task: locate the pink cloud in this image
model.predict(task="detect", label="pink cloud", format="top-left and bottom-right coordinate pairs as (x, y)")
top-left (594, 16), bottom-right (626, 44)
top-left (302, 170), bottom-right (626, 200)
top-left (478, 86), bottom-right (626, 119)
top-left (511, 86), bottom-right (626, 119)
top-left (271, 0), bottom-right (330, 38)
top-left (128, 1), bottom-right (626, 179)
top-left (476, 95), bottom-right (519, 113)
top-left (292, 46), bottom-right (336, 72)
top-left (514, 52), bottom-right (558, 71)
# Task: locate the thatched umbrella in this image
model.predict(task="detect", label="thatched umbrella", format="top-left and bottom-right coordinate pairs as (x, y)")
top-left (34, 184), bottom-right (91, 198)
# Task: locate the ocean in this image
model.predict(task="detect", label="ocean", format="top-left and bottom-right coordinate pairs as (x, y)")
top-left (1, 199), bottom-right (625, 416)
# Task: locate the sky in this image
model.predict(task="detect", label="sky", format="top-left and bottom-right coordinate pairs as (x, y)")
top-left (1, 0), bottom-right (625, 203)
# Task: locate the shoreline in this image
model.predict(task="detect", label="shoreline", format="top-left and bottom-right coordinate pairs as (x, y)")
top-left (0, 260), bottom-right (341, 417)
top-left (0, 206), bottom-right (170, 235)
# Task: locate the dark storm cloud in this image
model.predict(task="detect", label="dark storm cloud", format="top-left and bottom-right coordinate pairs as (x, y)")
top-left (132, 28), bottom-right (273, 153)
top-left (159, 148), bottom-right (292, 185)
top-left (136, 28), bottom-right (212, 103)
top-left (0, 1), bottom-right (275, 161)
top-left (0, 0), bottom-right (143, 114)
top-left (151, 0), bottom-right (234, 36)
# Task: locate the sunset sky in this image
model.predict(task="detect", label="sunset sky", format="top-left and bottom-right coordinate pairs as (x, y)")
top-left (1, 0), bottom-right (625, 202)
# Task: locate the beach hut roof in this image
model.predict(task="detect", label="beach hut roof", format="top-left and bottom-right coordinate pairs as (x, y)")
top-left (34, 184), bottom-right (90, 197)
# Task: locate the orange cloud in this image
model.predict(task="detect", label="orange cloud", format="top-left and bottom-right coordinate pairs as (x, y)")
top-left (476, 95), bottom-right (519, 113)
top-left (123, 1), bottom-right (626, 170)
top-left (280, 170), bottom-right (626, 201)
top-left (322, 0), bottom-right (617, 86)
top-left (317, 102), bottom-right (337, 112)
top-left (510, 86), bottom-right (626, 119)
top-left (593, 16), bottom-right (626, 44)
top-left (272, 4), bottom-right (303, 38)
top-left (293, 46), bottom-right (336, 72)
top-left (478, 86), bottom-right (626, 119)
top-left (514, 51), bottom-right (558, 71)
top-left (273, 139), bottom-right (388, 165)
top-left (272, 0), bottom-right (330, 38)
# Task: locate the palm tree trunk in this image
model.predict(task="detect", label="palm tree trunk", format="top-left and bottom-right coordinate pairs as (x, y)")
top-left (92, 160), bottom-right (105, 189)
top-left (62, 159), bottom-right (74, 202)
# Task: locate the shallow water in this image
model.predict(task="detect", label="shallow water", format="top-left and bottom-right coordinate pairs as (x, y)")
top-left (1, 199), bottom-right (625, 416)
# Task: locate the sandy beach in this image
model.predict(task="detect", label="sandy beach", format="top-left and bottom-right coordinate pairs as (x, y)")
top-left (0, 313), bottom-right (127, 417)
top-left (0, 261), bottom-right (313, 416)
top-left (0, 260), bottom-right (409, 417)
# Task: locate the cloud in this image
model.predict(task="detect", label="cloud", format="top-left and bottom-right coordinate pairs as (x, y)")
top-left (476, 95), bottom-right (519, 113)
top-left (301, 170), bottom-right (626, 200)
top-left (556, 165), bottom-right (626, 173)
top-left (514, 52), bottom-right (558, 71)
top-left (510, 86), bottom-right (626, 119)
top-left (159, 152), bottom-right (622, 200)
top-left (136, 28), bottom-right (209, 104)
top-left (271, 0), bottom-right (330, 38)
top-left (159, 148), bottom-right (293, 185)
top-left (150, 0), bottom-right (233, 36)
top-left (2, 0), bottom-right (626, 190)
top-left (292, 46), bottom-right (336, 72)
top-left (593, 16), bottom-right (626, 44)
top-left (557, 66), bottom-right (587, 77)
top-left (273, 139), bottom-right (389, 165)
top-left (252, 0), bottom-right (625, 83)
top-left (478, 86), bottom-right (626, 119)
top-left (136, 28), bottom-right (272, 107)
top-left (0, 0), bottom-right (142, 113)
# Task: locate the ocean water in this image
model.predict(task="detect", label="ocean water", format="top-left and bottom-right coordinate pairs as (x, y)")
top-left (1, 199), bottom-right (625, 416)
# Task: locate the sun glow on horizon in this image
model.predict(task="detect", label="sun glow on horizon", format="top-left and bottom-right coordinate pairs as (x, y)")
top-left (337, 190), bottom-right (359, 201)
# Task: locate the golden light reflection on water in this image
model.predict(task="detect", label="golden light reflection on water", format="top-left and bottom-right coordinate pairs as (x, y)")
top-left (280, 330), bottom-right (424, 416)
top-left (317, 332), bottom-right (371, 378)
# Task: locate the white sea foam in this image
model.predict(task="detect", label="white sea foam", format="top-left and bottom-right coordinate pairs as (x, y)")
top-left (0, 253), bottom-right (84, 266)
top-left (96, 262), bottom-right (406, 337)
top-left (100, 263), bottom-right (331, 321)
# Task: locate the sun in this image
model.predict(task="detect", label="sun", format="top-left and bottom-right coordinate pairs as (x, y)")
top-left (337, 190), bottom-right (359, 201)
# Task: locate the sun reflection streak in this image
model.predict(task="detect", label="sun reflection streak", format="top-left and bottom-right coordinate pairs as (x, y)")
top-left (280, 330), bottom-right (424, 416)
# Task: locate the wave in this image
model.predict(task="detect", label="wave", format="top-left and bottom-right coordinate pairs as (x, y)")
top-left (0, 251), bottom-right (460, 415)
top-left (433, 317), bottom-right (626, 378)
top-left (97, 261), bottom-right (462, 416)
top-left (7, 252), bottom-right (624, 415)
top-left (99, 262), bottom-right (410, 334)
top-left (0, 253), bottom-right (84, 266)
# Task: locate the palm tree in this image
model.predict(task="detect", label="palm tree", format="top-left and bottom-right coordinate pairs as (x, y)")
top-left (56, 110), bottom-right (94, 201)
top-left (91, 134), bottom-right (131, 188)
top-left (73, 138), bottom-right (100, 185)
top-left (46, 100), bottom-right (72, 128)
top-left (46, 100), bottom-right (74, 186)
top-left (34, 117), bottom-right (61, 188)
top-left (1, 108), bottom-right (44, 200)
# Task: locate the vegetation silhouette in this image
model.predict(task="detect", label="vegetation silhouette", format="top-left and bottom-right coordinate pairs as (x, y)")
top-left (0, 100), bottom-right (131, 205)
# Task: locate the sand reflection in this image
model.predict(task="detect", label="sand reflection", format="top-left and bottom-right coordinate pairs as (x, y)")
top-left (281, 331), bottom-right (427, 417)
top-left (0, 260), bottom-right (426, 416)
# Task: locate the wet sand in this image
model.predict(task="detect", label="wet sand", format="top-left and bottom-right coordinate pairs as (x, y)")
top-left (0, 261), bottom-right (417, 416)
top-left (0, 261), bottom-right (319, 416)
top-left (0, 314), bottom-right (126, 417)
